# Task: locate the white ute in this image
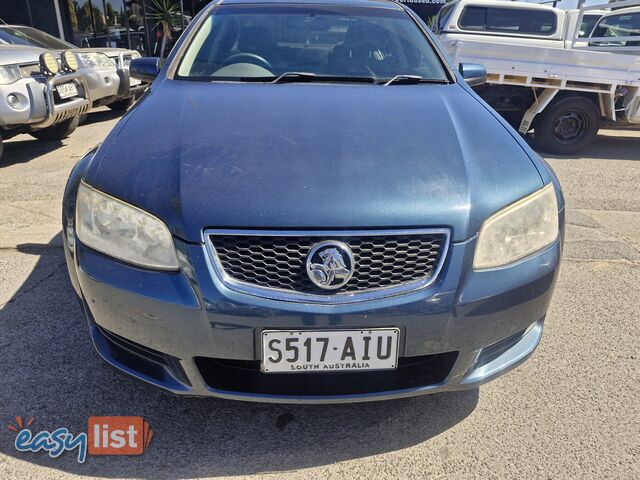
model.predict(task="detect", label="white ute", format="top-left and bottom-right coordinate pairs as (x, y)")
top-left (435, 0), bottom-right (640, 153)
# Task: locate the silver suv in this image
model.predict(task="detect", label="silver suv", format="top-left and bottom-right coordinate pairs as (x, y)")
top-left (0, 45), bottom-right (90, 159)
top-left (0, 25), bottom-right (146, 113)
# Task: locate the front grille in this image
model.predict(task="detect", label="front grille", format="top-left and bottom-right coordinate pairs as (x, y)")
top-left (195, 352), bottom-right (458, 396)
top-left (208, 230), bottom-right (448, 298)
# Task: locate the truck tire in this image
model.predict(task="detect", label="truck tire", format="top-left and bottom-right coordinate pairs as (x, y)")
top-left (30, 115), bottom-right (80, 141)
top-left (0, 131), bottom-right (3, 161)
top-left (107, 97), bottom-right (134, 111)
top-left (534, 96), bottom-right (600, 154)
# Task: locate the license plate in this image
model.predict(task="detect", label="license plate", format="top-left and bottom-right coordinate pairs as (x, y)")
top-left (56, 82), bottom-right (78, 99)
top-left (261, 328), bottom-right (399, 373)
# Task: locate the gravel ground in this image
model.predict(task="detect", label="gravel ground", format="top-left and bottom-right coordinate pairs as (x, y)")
top-left (0, 110), bottom-right (638, 479)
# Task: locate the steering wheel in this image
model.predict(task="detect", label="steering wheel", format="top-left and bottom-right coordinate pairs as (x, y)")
top-left (222, 53), bottom-right (273, 72)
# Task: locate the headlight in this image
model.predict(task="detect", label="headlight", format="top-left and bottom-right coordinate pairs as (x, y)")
top-left (76, 182), bottom-right (179, 270)
top-left (39, 52), bottom-right (59, 75)
top-left (77, 52), bottom-right (116, 68)
top-left (77, 52), bottom-right (95, 67)
top-left (474, 184), bottom-right (558, 270)
top-left (62, 50), bottom-right (79, 71)
top-left (0, 65), bottom-right (21, 85)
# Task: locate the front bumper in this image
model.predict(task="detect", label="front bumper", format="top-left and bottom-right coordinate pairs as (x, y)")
top-left (0, 73), bottom-right (90, 131)
top-left (83, 64), bottom-right (146, 108)
top-left (64, 222), bottom-right (562, 403)
top-left (80, 66), bottom-right (120, 107)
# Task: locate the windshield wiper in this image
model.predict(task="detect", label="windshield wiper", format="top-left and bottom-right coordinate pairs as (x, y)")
top-left (271, 72), bottom-right (376, 84)
top-left (380, 75), bottom-right (450, 86)
top-left (271, 72), bottom-right (318, 83)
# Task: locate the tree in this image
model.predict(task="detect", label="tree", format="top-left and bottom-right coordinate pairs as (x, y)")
top-left (147, 0), bottom-right (181, 60)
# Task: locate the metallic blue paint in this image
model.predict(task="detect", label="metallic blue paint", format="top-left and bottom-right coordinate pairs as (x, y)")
top-left (85, 81), bottom-right (544, 243)
top-left (62, 0), bottom-right (565, 402)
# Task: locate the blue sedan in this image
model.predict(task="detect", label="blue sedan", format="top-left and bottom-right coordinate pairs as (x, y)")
top-left (62, 0), bottom-right (564, 403)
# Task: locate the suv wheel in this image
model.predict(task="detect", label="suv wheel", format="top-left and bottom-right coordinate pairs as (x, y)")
top-left (30, 115), bottom-right (80, 141)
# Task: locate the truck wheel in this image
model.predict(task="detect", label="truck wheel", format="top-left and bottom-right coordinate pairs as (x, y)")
top-left (107, 97), bottom-right (134, 111)
top-left (534, 96), bottom-right (600, 154)
top-left (30, 115), bottom-right (80, 141)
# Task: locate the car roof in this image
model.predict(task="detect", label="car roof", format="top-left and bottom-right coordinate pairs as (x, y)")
top-left (447, 0), bottom-right (559, 12)
top-left (215, 0), bottom-right (403, 10)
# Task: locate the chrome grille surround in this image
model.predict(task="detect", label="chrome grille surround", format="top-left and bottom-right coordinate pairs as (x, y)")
top-left (203, 229), bottom-right (450, 304)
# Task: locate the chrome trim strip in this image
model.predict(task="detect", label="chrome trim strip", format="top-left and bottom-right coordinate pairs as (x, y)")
top-left (203, 228), bottom-right (450, 304)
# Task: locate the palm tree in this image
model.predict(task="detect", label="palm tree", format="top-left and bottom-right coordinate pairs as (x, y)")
top-left (148, 0), bottom-right (181, 60)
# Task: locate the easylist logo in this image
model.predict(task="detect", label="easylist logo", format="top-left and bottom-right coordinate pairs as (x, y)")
top-left (88, 416), bottom-right (153, 455)
top-left (8, 415), bottom-right (153, 463)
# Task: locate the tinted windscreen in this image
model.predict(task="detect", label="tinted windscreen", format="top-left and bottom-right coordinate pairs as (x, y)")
top-left (459, 7), bottom-right (557, 36)
top-left (177, 5), bottom-right (448, 81)
top-left (0, 26), bottom-right (76, 49)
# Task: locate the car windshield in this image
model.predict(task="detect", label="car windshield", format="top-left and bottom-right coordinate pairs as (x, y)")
top-left (177, 4), bottom-right (449, 82)
top-left (0, 26), bottom-right (77, 49)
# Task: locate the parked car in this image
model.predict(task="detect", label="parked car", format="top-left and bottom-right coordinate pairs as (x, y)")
top-left (435, 0), bottom-right (640, 153)
top-left (63, 0), bottom-right (564, 402)
top-left (432, 0), bottom-right (604, 49)
top-left (0, 45), bottom-right (90, 159)
top-left (0, 25), bottom-right (145, 112)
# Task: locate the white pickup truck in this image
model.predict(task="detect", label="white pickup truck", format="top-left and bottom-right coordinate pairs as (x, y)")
top-left (434, 0), bottom-right (640, 154)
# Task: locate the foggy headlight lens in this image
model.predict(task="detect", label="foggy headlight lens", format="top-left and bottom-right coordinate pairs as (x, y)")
top-left (77, 52), bottom-right (96, 67)
top-left (40, 52), bottom-right (59, 75)
top-left (62, 50), bottom-right (79, 71)
top-left (76, 182), bottom-right (179, 270)
top-left (474, 184), bottom-right (559, 270)
top-left (78, 52), bottom-right (115, 68)
top-left (0, 65), bottom-right (21, 85)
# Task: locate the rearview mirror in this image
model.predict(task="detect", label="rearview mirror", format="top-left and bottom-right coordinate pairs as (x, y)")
top-left (130, 57), bottom-right (160, 83)
top-left (458, 63), bottom-right (486, 87)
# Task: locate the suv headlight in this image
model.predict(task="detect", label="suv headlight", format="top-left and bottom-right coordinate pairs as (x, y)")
top-left (0, 65), bottom-right (21, 85)
top-left (474, 184), bottom-right (559, 270)
top-left (76, 182), bottom-right (179, 270)
top-left (77, 52), bottom-right (115, 68)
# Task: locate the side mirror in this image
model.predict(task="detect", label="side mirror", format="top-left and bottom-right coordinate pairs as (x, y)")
top-left (130, 57), bottom-right (160, 83)
top-left (458, 63), bottom-right (486, 87)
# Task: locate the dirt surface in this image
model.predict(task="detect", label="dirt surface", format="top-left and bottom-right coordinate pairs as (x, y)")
top-left (1, 111), bottom-right (638, 479)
